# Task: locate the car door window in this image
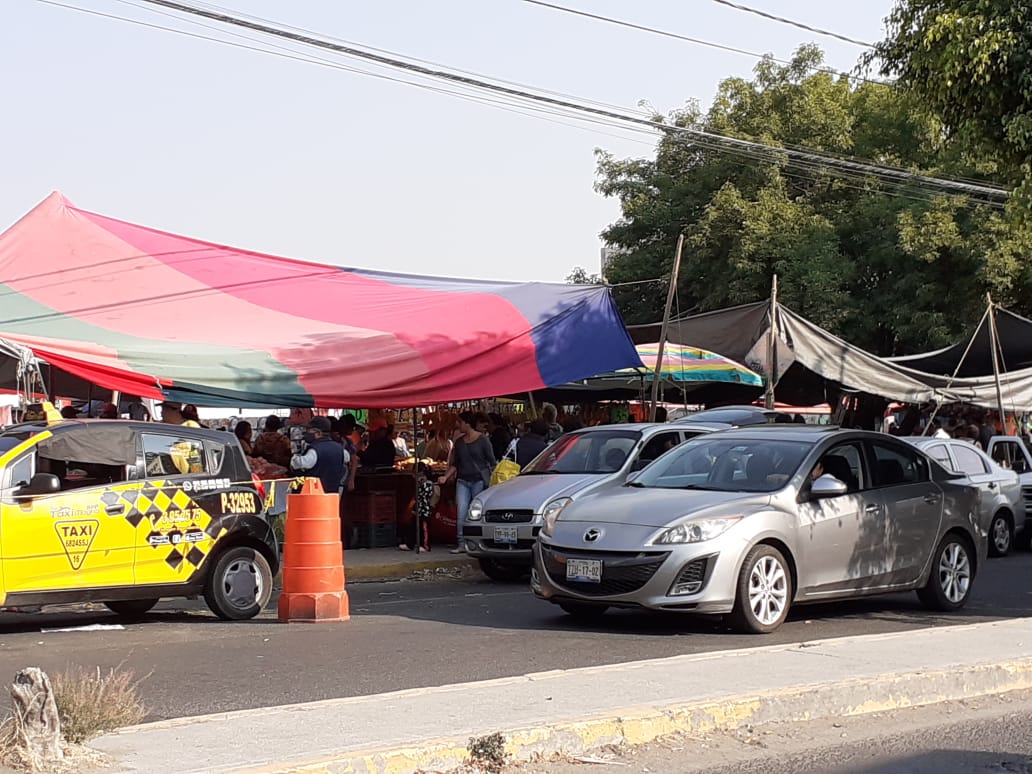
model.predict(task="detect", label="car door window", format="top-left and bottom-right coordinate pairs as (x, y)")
top-left (870, 442), bottom-right (929, 487)
top-left (2, 452), bottom-right (35, 492)
top-left (991, 441), bottom-right (1030, 474)
top-left (206, 441), bottom-right (227, 475)
top-left (925, 444), bottom-right (954, 472)
top-left (143, 434), bottom-right (207, 477)
top-left (39, 455), bottom-right (127, 491)
top-left (951, 444), bottom-right (989, 476)
top-left (633, 432), bottom-right (681, 470)
top-left (812, 443), bottom-right (865, 493)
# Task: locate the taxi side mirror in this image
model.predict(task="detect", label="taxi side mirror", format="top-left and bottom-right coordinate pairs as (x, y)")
top-left (16, 473), bottom-right (61, 498)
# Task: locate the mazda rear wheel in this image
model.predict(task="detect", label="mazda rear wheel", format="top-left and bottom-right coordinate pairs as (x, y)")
top-left (918, 534), bottom-right (973, 611)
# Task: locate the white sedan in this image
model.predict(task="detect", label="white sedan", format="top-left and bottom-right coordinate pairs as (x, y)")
top-left (906, 437), bottom-right (1022, 557)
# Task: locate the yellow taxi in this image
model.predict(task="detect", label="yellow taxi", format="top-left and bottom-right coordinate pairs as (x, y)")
top-left (0, 420), bottom-right (279, 620)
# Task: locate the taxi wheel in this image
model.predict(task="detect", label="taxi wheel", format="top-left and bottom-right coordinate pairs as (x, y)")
top-left (104, 599), bottom-right (158, 619)
top-left (204, 546), bottom-right (273, 621)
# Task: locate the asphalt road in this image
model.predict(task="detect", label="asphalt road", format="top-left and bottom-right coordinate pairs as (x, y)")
top-left (3, 553), bottom-right (1032, 721)
top-left (522, 689), bottom-right (1032, 773)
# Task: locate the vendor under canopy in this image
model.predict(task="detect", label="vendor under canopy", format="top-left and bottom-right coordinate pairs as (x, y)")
top-left (359, 418), bottom-right (397, 470)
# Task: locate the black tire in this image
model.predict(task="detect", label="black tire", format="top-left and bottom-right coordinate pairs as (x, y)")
top-left (729, 544), bottom-right (793, 634)
top-left (204, 546), bottom-right (273, 620)
top-left (103, 599), bottom-right (158, 619)
top-left (558, 601), bottom-right (609, 621)
top-left (917, 533), bottom-right (974, 611)
top-left (989, 510), bottom-right (1014, 558)
top-left (478, 558), bottom-right (528, 582)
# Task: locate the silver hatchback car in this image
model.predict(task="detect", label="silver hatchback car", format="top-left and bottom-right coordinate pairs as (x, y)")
top-left (463, 423), bottom-right (721, 580)
top-left (533, 427), bottom-right (986, 633)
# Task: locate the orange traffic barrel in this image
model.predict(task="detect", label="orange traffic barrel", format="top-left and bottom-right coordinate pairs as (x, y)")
top-left (279, 478), bottom-right (350, 623)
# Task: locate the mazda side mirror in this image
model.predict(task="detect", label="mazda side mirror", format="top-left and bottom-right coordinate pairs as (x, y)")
top-left (810, 475), bottom-right (847, 499)
top-left (16, 473), bottom-right (61, 499)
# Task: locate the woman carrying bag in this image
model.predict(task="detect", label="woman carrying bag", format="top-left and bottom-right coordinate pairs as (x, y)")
top-left (490, 438), bottom-right (521, 486)
top-left (440, 411), bottom-right (496, 553)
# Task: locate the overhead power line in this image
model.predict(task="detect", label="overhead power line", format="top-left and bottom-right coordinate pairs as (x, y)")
top-left (35, 0), bottom-right (1009, 207)
top-left (122, 0), bottom-right (1009, 204)
top-left (521, 0), bottom-right (884, 86)
top-left (709, 0), bottom-right (874, 48)
top-left (36, 0), bottom-right (659, 150)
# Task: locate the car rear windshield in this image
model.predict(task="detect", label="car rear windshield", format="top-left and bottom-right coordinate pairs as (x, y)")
top-left (682, 408), bottom-right (769, 425)
top-left (632, 437), bottom-right (813, 492)
top-left (522, 429), bottom-right (641, 475)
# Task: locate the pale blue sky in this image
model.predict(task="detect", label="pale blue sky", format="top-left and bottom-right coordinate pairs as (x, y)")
top-left (3, 1), bottom-right (894, 282)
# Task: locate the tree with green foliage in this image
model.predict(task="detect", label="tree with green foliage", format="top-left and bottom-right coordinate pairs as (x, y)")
top-left (865, 0), bottom-right (1032, 208)
top-left (565, 266), bottom-right (601, 285)
top-left (594, 45), bottom-right (1032, 356)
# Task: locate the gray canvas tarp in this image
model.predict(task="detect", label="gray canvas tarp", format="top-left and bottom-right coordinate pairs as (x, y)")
top-left (890, 307), bottom-right (1032, 377)
top-left (629, 303), bottom-right (1032, 409)
top-left (628, 302), bottom-right (770, 362)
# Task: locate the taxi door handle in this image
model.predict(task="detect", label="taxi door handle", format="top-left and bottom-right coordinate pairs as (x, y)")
top-left (864, 503), bottom-right (881, 514)
top-left (105, 505), bottom-right (125, 516)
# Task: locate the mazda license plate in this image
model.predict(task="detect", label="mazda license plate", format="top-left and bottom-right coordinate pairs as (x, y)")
top-left (566, 558), bottom-right (602, 583)
top-left (495, 526), bottom-right (518, 544)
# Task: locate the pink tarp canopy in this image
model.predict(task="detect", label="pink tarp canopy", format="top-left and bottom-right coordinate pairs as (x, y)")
top-left (0, 193), bottom-right (641, 407)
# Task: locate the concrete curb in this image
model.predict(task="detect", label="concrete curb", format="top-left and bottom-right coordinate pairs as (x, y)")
top-left (272, 557), bottom-right (477, 586)
top-left (345, 557), bottom-right (478, 582)
top-left (235, 656), bottom-right (1032, 774)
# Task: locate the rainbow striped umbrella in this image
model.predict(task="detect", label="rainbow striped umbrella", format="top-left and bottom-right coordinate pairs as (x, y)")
top-left (624, 343), bottom-right (764, 387)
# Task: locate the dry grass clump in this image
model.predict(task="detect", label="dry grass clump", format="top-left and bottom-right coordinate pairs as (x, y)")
top-left (0, 665), bottom-right (144, 772)
top-left (0, 710), bottom-right (45, 772)
top-left (50, 666), bottom-right (147, 745)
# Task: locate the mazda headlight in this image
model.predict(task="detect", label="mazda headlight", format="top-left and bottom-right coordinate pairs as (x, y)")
top-left (541, 498), bottom-right (572, 537)
top-left (468, 498), bottom-right (484, 522)
top-left (655, 516), bottom-right (741, 545)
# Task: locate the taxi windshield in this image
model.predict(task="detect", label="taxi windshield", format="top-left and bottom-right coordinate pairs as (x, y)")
top-left (522, 430), bottom-right (641, 475)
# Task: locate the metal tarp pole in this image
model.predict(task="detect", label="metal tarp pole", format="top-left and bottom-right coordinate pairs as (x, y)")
top-left (922, 304), bottom-right (990, 435)
top-left (764, 274), bottom-right (779, 410)
top-left (988, 293), bottom-right (1008, 434)
top-left (650, 234), bottom-right (684, 421)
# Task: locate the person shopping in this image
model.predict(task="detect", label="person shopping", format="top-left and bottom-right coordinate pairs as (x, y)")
top-left (440, 411), bottom-right (496, 553)
top-left (399, 462), bottom-right (437, 553)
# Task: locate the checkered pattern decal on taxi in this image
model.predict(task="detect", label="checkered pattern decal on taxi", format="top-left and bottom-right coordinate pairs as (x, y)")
top-left (101, 481), bottom-right (226, 576)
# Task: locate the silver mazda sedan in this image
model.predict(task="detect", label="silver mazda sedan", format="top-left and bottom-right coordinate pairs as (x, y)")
top-left (532, 427), bottom-right (986, 633)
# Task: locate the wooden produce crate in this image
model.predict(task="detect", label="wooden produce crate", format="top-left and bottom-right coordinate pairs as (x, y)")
top-left (349, 491), bottom-right (397, 526)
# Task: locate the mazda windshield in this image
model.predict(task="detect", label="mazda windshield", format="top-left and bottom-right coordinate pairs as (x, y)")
top-left (522, 429), bottom-right (641, 475)
top-left (631, 436), bottom-right (813, 493)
